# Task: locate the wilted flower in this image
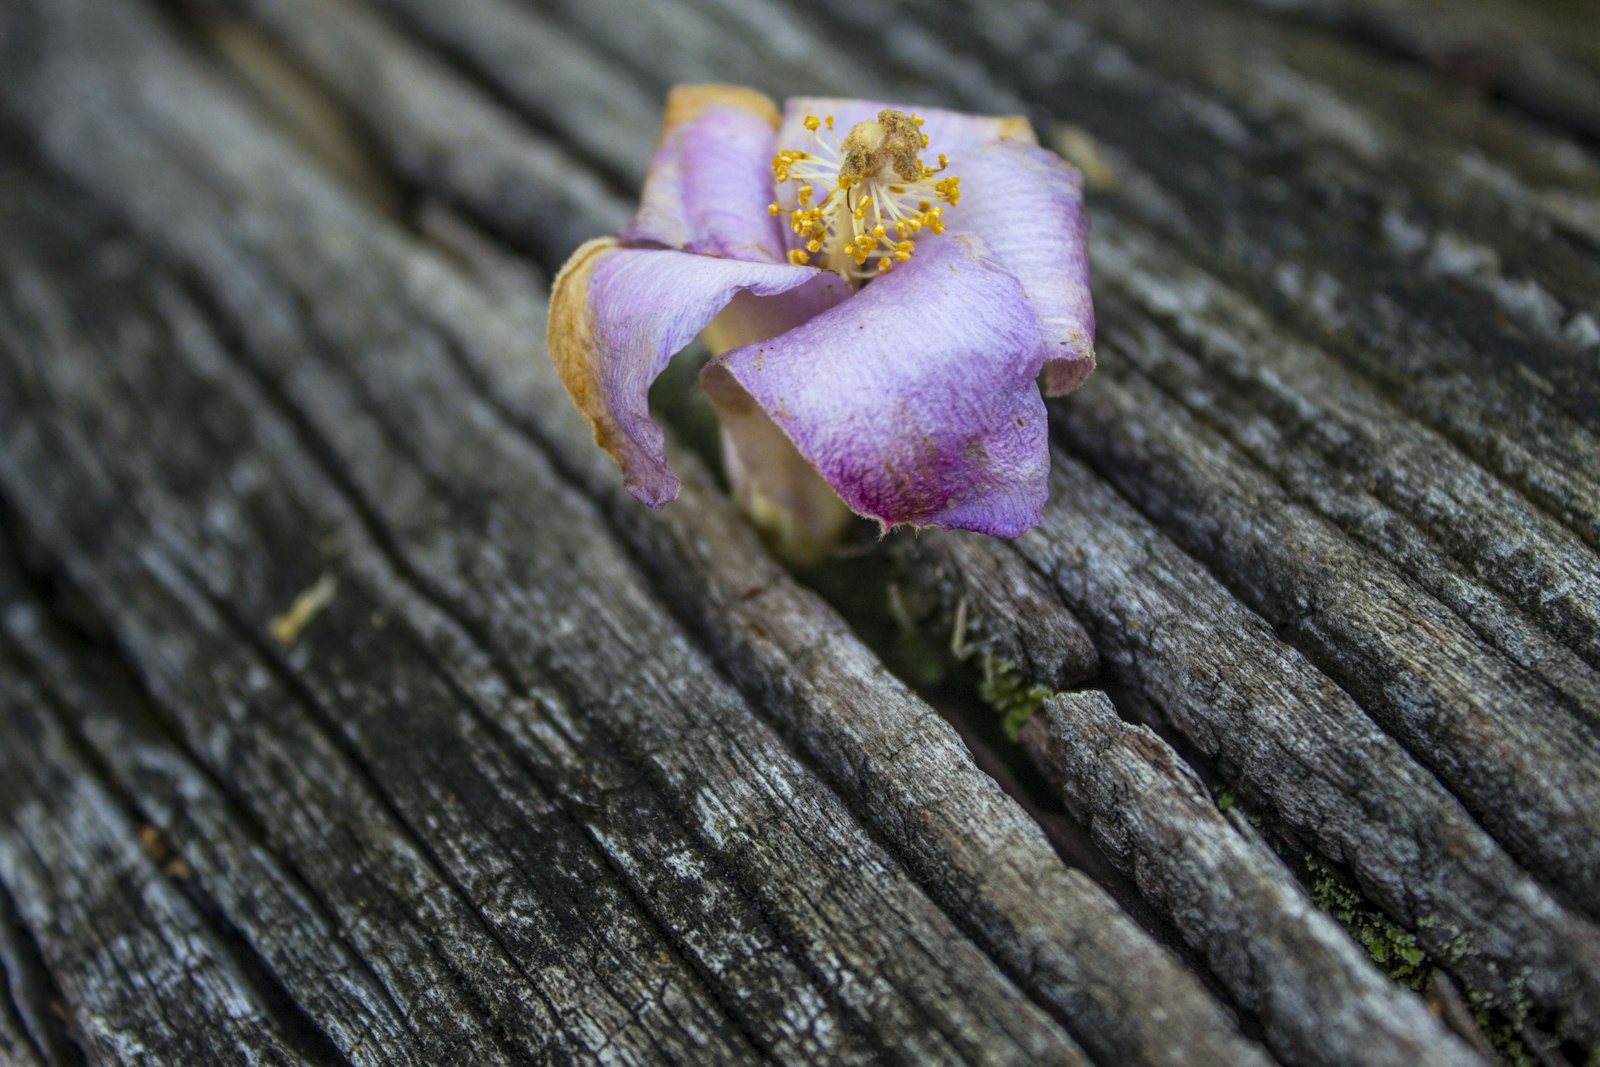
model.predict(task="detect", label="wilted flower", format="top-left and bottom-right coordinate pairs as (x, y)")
top-left (548, 85), bottom-right (1094, 560)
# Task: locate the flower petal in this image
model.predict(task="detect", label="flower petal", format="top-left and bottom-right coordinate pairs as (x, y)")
top-left (701, 288), bottom-right (837, 356)
top-left (548, 237), bottom-right (848, 507)
top-left (778, 97), bottom-right (1037, 162)
top-left (705, 383), bottom-right (856, 563)
top-left (699, 290), bottom-right (858, 562)
top-left (944, 140), bottom-right (1097, 396)
top-left (704, 236), bottom-right (1049, 536)
top-left (620, 84), bottom-right (787, 262)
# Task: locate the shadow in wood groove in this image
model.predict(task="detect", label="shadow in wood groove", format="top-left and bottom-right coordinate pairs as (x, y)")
top-left (3, 0), bottom-right (1598, 1061)
top-left (1220, 0), bottom-right (1600, 149)
top-left (0, 646), bottom-right (352, 1067)
top-left (0, 852), bottom-right (89, 1067)
top-left (1049, 361), bottom-right (1600, 915)
top-left (0, 66), bottom-right (1113, 1062)
top-left (360, 0), bottom-right (656, 193)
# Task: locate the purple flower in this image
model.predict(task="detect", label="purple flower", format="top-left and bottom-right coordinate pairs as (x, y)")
top-left (548, 85), bottom-right (1095, 555)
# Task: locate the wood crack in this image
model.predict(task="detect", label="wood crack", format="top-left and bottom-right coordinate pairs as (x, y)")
top-left (5, 0), bottom-right (1596, 1058)
top-left (0, 869), bottom-right (85, 1067)
top-left (171, 256), bottom-right (897, 1065)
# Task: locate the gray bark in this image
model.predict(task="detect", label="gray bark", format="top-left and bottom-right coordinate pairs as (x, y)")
top-left (1021, 691), bottom-right (1485, 1067)
top-left (1, 0), bottom-right (1595, 1062)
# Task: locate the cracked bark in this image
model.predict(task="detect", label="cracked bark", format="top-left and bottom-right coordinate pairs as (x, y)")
top-left (1, 0), bottom-right (1595, 1062)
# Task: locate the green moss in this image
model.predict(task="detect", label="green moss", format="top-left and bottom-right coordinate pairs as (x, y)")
top-left (1305, 853), bottom-right (1434, 991)
top-left (1466, 1010), bottom-right (1536, 1067)
top-left (1303, 856), bottom-right (1558, 1065)
top-left (976, 654), bottom-right (1054, 741)
top-left (1213, 787), bottom-right (1267, 830)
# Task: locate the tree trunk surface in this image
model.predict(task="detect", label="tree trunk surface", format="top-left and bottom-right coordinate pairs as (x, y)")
top-left (0, 0), bottom-right (1595, 1063)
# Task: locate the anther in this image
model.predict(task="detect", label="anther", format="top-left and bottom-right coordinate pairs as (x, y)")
top-left (767, 107), bottom-right (959, 282)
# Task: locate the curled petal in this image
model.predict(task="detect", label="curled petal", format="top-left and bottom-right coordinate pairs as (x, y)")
top-left (705, 237), bottom-right (1049, 536)
top-left (706, 385), bottom-right (855, 564)
top-left (621, 84), bottom-right (787, 262)
top-left (947, 140), bottom-right (1096, 396)
top-left (778, 97), bottom-right (1037, 161)
top-left (701, 290), bottom-right (856, 562)
top-left (701, 288), bottom-right (839, 356)
top-left (548, 237), bottom-right (848, 507)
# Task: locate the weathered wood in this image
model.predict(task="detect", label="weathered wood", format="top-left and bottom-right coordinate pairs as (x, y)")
top-left (1232, 0), bottom-right (1600, 146)
top-left (901, 461), bottom-right (1600, 1043)
top-left (1056, 327), bottom-right (1600, 902)
top-left (0, 151), bottom-right (1067, 1064)
top-left (887, 530), bottom-right (1101, 691)
top-left (0, 833), bottom-right (78, 1067)
top-left (0, 529), bottom-right (450, 1067)
top-left (3, 0), bottom-right (1597, 1060)
top-left (194, 0), bottom-right (633, 263)
top-left (366, 0), bottom-right (662, 183)
top-left (1085, 221), bottom-right (1600, 704)
top-left (996, 458), bottom-right (1600, 1044)
top-left (1021, 691), bottom-right (1486, 1067)
top-left (0, 0), bottom-right (1281, 1062)
top-left (0, 653), bottom-right (309, 1065)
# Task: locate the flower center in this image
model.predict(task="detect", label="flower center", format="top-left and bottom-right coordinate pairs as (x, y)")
top-left (769, 109), bottom-right (960, 282)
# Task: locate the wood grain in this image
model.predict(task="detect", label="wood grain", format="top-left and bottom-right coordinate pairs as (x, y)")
top-left (1, 0), bottom-right (1595, 1061)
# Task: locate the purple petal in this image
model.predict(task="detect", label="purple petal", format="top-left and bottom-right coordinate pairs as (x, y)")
top-left (547, 238), bottom-right (848, 507)
top-left (620, 85), bottom-right (787, 263)
top-left (777, 97), bottom-right (1037, 162)
top-left (705, 237), bottom-right (1050, 536)
top-left (700, 289), bottom-right (857, 559)
top-left (704, 383), bottom-right (855, 562)
top-left (945, 140), bottom-right (1097, 395)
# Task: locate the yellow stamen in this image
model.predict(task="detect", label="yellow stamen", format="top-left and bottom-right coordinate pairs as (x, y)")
top-left (766, 108), bottom-right (961, 283)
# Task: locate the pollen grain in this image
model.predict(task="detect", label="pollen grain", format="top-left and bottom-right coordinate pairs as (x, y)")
top-left (769, 108), bottom-right (960, 283)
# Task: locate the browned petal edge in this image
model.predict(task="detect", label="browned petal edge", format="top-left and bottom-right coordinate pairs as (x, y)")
top-left (783, 96), bottom-right (1038, 148)
top-left (993, 114), bottom-right (1040, 145)
top-left (661, 84), bottom-right (782, 137)
top-left (1043, 347), bottom-right (1097, 397)
top-left (547, 236), bottom-right (626, 461)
